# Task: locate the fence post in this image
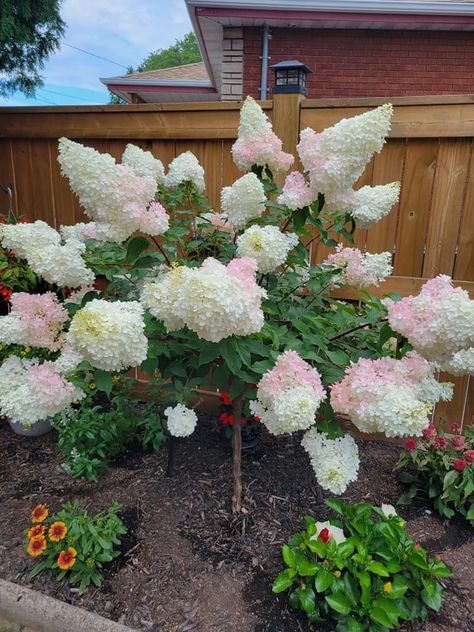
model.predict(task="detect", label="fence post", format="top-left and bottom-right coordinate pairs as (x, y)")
top-left (271, 92), bottom-right (305, 169)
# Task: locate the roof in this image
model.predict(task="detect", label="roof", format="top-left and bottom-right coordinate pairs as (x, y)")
top-left (122, 62), bottom-right (209, 82)
top-left (100, 61), bottom-right (217, 104)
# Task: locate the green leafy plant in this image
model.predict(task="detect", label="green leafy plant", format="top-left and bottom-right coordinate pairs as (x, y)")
top-left (273, 499), bottom-right (451, 630)
top-left (26, 501), bottom-right (126, 594)
top-left (52, 394), bottom-right (166, 481)
top-left (395, 422), bottom-right (474, 520)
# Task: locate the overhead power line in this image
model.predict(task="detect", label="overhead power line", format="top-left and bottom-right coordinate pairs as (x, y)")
top-left (39, 88), bottom-right (101, 103)
top-left (62, 42), bottom-right (129, 69)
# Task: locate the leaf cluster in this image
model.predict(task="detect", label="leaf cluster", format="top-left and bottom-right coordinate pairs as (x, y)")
top-left (273, 499), bottom-right (451, 631)
top-left (396, 427), bottom-right (474, 521)
top-left (29, 501), bottom-right (126, 594)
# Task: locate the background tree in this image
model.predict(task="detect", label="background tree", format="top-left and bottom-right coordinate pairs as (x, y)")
top-left (138, 32), bottom-right (201, 72)
top-left (0, 0), bottom-right (65, 97)
top-left (109, 32), bottom-right (202, 104)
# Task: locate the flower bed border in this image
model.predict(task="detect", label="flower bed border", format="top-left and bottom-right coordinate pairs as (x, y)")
top-left (0, 579), bottom-right (136, 632)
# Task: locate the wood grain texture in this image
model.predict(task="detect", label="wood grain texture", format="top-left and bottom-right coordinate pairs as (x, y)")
top-left (393, 139), bottom-right (438, 277)
top-left (422, 139), bottom-right (471, 277)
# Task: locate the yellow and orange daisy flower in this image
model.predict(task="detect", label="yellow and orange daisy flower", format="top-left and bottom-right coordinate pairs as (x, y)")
top-left (48, 521), bottom-right (67, 542)
top-left (27, 524), bottom-right (45, 539)
top-left (57, 547), bottom-right (77, 571)
top-left (31, 504), bottom-right (49, 524)
top-left (27, 535), bottom-right (47, 557)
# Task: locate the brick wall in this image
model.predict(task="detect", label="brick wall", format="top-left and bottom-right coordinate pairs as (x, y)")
top-left (243, 27), bottom-right (474, 98)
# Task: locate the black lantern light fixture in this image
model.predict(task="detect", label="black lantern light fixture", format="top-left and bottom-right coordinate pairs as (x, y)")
top-left (270, 60), bottom-right (313, 96)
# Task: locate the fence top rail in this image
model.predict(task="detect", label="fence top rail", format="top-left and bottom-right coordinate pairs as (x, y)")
top-left (0, 100), bottom-right (272, 115)
top-left (302, 94), bottom-right (474, 108)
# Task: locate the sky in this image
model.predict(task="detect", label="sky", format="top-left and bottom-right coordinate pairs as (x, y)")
top-left (1, 0), bottom-right (193, 106)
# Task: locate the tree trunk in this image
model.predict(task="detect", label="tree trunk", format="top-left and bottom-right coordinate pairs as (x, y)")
top-left (231, 396), bottom-right (244, 513)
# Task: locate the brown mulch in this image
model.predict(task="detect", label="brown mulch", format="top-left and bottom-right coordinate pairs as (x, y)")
top-left (0, 418), bottom-right (473, 632)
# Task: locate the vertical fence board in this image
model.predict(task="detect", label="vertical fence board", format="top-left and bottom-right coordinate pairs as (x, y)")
top-left (366, 139), bottom-right (407, 254)
top-left (422, 139), bottom-right (471, 277)
top-left (453, 143), bottom-right (474, 282)
top-left (394, 139), bottom-right (438, 277)
top-left (0, 140), bottom-right (17, 215)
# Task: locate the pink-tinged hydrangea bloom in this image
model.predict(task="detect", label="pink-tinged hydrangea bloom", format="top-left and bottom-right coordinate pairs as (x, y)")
top-left (195, 212), bottom-right (234, 237)
top-left (0, 292), bottom-right (68, 351)
top-left (232, 97), bottom-right (294, 175)
top-left (301, 429), bottom-right (359, 495)
top-left (142, 257), bottom-right (266, 343)
top-left (278, 171), bottom-right (318, 210)
top-left (324, 245), bottom-right (392, 288)
top-left (385, 275), bottom-right (474, 375)
top-left (58, 138), bottom-right (166, 243)
top-left (249, 351), bottom-right (326, 435)
top-left (60, 222), bottom-right (98, 242)
top-left (297, 104), bottom-right (392, 203)
top-left (0, 356), bottom-right (84, 426)
top-left (331, 352), bottom-right (453, 437)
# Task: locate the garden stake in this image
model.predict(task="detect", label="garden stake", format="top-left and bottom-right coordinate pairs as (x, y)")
top-left (231, 396), bottom-right (244, 513)
top-left (166, 436), bottom-right (176, 477)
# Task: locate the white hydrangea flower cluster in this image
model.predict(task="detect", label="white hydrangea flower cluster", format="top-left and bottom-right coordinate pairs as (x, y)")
top-left (447, 348), bottom-right (474, 376)
top-left (324, 245), bottom-right (392, 288)
top-left (142, 257), bottom-right (266, 343)
top-left (220, 173), bottom-right (266, 230)
top-left (331, 352), bottom-right (453, 437)
top-left (236, 225), bottom-right (298, 273)
top-left (301, 429), bottom-right (360, 495)
top-left (59, 222), bottom-right (97, 243)
top-left (165, 151), bottom-right (205, 192)
top-left (164, 404), bottom-right (198, 437)
top-left (0, 220), bottom-right (94, 288)
top-left (349, 183), bottom-right (401, 228)
top-left (385, 276), bottom-right (474, 375)
top-left (53, 344), bottom-right (84, 375)
top-left (297, 104), bottom-right (393, 205)
top-left (0, 356), bottom-right (85, 427)
top-left (58, 138), bottom-right (168, 243)
top-left (122, 143), bottom-right (166, 185)
top-left (67, 299), bottom-right (148, 371)
top-left (249, 351), bottom-right (326, 435)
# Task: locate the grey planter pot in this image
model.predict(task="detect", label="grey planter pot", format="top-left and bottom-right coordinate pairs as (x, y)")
top-left (8, 418), bottom-right (52, 437)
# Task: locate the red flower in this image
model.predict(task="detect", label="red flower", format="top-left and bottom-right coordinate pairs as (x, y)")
top-left (464, 450), bottom-right (474, 464)
top-left (451, 422), bottom-right (462, 434)
top-left (219, 392), bottom-right (232, 406)
top-left (453, 459), bottom-right (466, 472)
top-left (422, 423), bottom-right (437, 440)
top-left (434, 436), bottom-right (447, 450)
top-left (452, 436), bottom-right (465, 450)
top-left (253, 415), bottom-right (261, 423)
top-left (0, 285), bottom-right (12, 302)
top-left (405, 439), bottom-right (417, 451)
top-left (19, 218), bottom-right (30, 224)
top-left (319, 528), bottom-right (331, 543)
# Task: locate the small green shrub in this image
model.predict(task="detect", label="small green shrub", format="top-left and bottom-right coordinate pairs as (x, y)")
top-left (26, 501), bottom-right (126, 594)
top-left (395, 422), bottom-right (474, 520)
top-left (53, 395), bottom-right (166, 481)
top-left (273, 499), bottom-right (451, 631)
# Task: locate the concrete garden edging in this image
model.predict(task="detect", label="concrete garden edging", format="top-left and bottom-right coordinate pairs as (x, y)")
top-left (0, 579), bottom-right (138, 632)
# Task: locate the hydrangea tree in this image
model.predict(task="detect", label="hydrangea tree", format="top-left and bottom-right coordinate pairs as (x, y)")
top-left (1, 97), bottom-right (470, 513)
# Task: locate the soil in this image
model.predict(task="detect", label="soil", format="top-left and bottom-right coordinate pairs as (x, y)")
top-left (1, 418), bottom-right (473, 632)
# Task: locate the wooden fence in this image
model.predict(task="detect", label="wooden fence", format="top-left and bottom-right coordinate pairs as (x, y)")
top-left (0, 94), bottom-right (472, 428)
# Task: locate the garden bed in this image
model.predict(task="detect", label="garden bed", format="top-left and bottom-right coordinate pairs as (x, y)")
top-left (0, 418), bottom-right (473, 632)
